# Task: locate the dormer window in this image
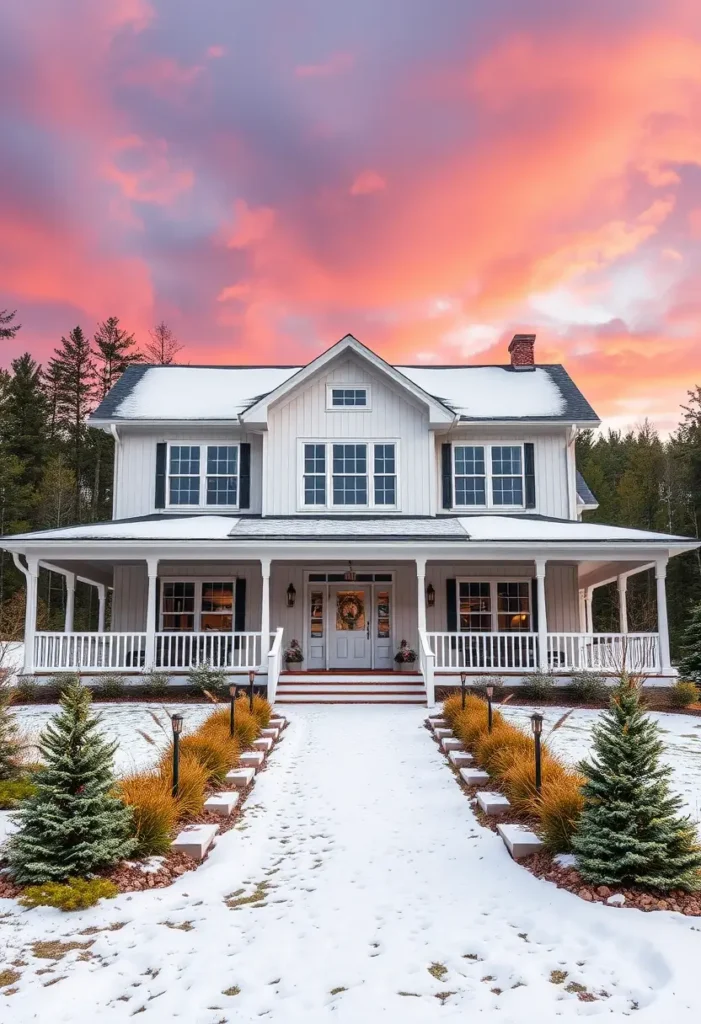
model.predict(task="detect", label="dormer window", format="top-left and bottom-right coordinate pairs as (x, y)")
top-left (327, 384), bottom-right (370, 409)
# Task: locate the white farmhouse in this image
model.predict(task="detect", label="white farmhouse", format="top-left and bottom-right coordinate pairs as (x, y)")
top-left (3, 333), bottom-right (698, 704)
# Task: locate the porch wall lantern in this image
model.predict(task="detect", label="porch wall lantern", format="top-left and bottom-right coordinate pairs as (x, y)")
top-left (426, 583), bottom-right (435, 607)
top-left (286, 584), bottom-right (296, 608)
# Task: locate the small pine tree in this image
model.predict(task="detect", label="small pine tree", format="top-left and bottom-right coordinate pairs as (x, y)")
top-left (0, 684), bottom-right (23, 780)
top-left (573, 681), bottom-right (701, 891)
top-left (678, 602), bottom-right (701, 683)
top-left (7, 679), bottom-right (134, 883)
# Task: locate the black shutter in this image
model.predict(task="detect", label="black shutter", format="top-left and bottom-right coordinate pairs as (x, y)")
top-left (234, 577), bottom-right (246, 631)
top-left (531, 577), bottom-right (539, 632)
top-left (524, 442), bottom-right (536, 509)
top-left (446, 578), bottom-right (457, 632)
top-left (441, 443), bottom-right (453, 509)
top-left (155, 443), bottom-right (167, 509)
top-left (239, 443), bottom-right (251, 509)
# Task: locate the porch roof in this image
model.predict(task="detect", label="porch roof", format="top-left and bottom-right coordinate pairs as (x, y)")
top-left (2, 513), bottom-right (698, 551)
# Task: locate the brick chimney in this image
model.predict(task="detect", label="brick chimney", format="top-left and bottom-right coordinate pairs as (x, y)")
top-left (508, 333), bottom-right (536, 371)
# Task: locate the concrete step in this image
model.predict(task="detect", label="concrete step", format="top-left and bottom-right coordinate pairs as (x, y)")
top-left (280, 674), bottom-right (420, 685)
top-left (276, 693), bottom-right (426, 705)
top-left (225, 767), bottom-right (256, 789)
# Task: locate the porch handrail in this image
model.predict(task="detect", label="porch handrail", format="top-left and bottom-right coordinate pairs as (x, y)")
top-left (546, 632), bottom-right (661, 673)
top-left (418, 629), bottom-right (436, 707)
top-left (34, 632), bottom-right (147, 672)
top-left (426, 631), bottom-right (538, 671)
top-left (156, 631), bottom-right (262, 671)
top-left (267, 627), bottom-right (285, 704)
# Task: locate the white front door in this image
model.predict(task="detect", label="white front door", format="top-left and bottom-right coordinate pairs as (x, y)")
top-left (330, 586), bottom-right (371, 669)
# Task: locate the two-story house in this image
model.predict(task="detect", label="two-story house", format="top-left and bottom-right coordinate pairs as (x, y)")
top-left (3, 334), bottom-right (698, 705)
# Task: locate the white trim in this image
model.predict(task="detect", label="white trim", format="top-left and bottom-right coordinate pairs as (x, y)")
top-left (298, 439), bottom-right (400, 512)
top-left (452, 442), bottom-right (528, 511)
top-left (165, 441), bottom-right (241, 512)
top-left (159, 576), bottom-right (237, 633)
top-left (455, 576), bottom-right (533, 633)
top-left (325, 383), bottom-right (372, 411)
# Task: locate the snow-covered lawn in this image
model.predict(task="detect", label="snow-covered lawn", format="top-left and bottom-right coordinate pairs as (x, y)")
top-left (1, 705), bottom-right (701, 1021)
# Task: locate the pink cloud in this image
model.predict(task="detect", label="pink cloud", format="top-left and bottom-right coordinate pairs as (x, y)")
top-left (350, 170), bottom-right (387, 196)
top-left (295, 52), bottom-right (354, 78)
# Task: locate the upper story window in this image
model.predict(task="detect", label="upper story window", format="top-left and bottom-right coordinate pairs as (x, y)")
top-left (168, 443), bottom-right (239, 508)
top-left (326, 384), bottom-right (370, 409)
top-left (301, 441), bottom-right (398, 509)
top-left (453, 443), bottom-right (524, 509)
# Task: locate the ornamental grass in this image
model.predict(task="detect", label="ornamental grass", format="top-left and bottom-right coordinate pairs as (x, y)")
top-left (175, 732), bottom-right (233, 784)
top-left (118, 771), bottom-right (178, 856)
top-left (250, 693), bottom-right (272, 728)
top-left (533, 774), bottom-right (585, 853)
top-left (160, 752), bottom-right (208, 817)
top-left (474, 723), bottom-right (533, 776)
top-left (196, 715), bottom-right (241, 768)
top-left (500, 747), bottom-right (568, 815)
top-left (205, 705), bottom-right (258, 749)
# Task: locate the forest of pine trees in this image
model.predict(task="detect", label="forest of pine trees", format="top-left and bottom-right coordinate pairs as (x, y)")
top-left (0, 307), bottom-right (700, 654)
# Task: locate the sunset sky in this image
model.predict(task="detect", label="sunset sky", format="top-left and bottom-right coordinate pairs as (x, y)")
top-left (2, 0), bottom-right (701, 432)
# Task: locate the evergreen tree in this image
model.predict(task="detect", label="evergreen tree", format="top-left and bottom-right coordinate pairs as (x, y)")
top-left (0, 309), bottom-right (20, 340)
top-left (0, 683), bottom-right (23, 780)
top-left (573, 683), bottom-right (701, 890)
top-left (7, 679), bottom-right (134, 883)
top-left (92, 316), bottom-right (141, 399)
top-left (48, 327), bottom-right (96, 519)
top-left (144, 320), bottom-right (182, 365)
top-left (678, 602), bottom-right (701, 682)
top-left (1, 353), bottom-right (49, 488)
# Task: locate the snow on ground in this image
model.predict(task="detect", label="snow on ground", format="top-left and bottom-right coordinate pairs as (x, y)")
top-left (501, 705), bottom-right (701, 826)
top-left (13, 702), bottom-right (214, 776)
top-left (2, 705), bottom-right (701, 1022)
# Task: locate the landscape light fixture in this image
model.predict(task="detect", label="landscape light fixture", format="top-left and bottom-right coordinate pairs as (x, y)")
top-left (486, 684), bottom-right (494, 732)
top-left (530, 712), bottom-right (544, 792)
top-left (171, 713), bottom-right (183, 798)
top-left (286, 583), bottom-right (296, 608)
top-left (460, 671), bottom-right (467, 710)
top-left (248, 669), bottom-right (256, 712)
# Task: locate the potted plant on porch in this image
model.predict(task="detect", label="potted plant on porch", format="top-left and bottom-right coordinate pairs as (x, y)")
top-left (394, 639), bottom-right (417, 671)
top-left (284, 639), bottom-right (304, 669)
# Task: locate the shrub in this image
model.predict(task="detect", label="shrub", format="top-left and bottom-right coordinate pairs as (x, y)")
top-left (187, 663), bottom-right (228, 697)
top-left (474, 675), bottom-right (505, 700)
top-left (142, 671), bottom-right (170, 698)
top-left (669, 681), bottom-right (700, 708)
top-left (20, 877), bottom-right (119, 911)
top-left (533, 774), bottom-right (585, 853)
top-left (96, 674), bottom-right (127, 699)
top-left (569, 671), bottom-right (606, 703)
top-left (0, 777), bottom-right (36, 809)
top-left (474, 724), bottom-right (532, 776)
top-left (159, 752), bottom-right (207, 816)
top-left (14, 676), bottom-right (38, 703)
top-left (118, 772), bottom-right (178, 856)
top-left (523, 670), bottom-right (554, 701)
top-left (501, 747), bottom-right (567, 814)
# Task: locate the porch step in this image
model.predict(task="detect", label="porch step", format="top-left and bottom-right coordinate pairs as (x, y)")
top-left (280, 673), bottom-right (419, 685)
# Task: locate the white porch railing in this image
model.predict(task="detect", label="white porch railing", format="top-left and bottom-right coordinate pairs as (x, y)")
top-left (418, 630), bottom-right (435, 707)
top-left (35, 632), bottom-right (147, 672)
top-left (427, 631), bottom-right (538, 671)
top-left (546, 633), bottom-right (661, 673)
top-left (267, 628), bottom-right (284, 703)
top-left (34, 631), bottom-right (264, 672)
top-left (425, 631), bottom-right (662, 674)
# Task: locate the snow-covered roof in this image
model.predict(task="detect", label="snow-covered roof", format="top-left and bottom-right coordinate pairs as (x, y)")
top-left (3, 514), bottom-right (697, 549)
top-left (89, 351), bottom-right (598, 424)
top-left (576, 471), bottom-right (598, 508)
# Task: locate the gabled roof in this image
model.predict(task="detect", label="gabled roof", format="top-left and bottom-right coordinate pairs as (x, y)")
top-left (576, 471), bottom-right (599, 509)
top-left (88, 334), bottom-right (600, 426)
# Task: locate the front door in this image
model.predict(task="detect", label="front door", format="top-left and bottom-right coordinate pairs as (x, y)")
top-left (330, 586), bottom-right (371, 669)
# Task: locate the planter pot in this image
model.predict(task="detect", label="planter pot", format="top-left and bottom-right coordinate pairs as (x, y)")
top-left (394, 660), bottom-right (416, 671)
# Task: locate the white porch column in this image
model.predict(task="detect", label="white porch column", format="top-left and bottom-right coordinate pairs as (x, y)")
top-left (585, 586), bottom-right (594, 634)
top-left (144, 558), bottom-right (158, 671)
top-left (617, 575), bottom-right (628, 634)
top-left (260, 558), bottom-right (271, 666)
top-left (22, 556), bottom-right (39, 674)
top-left (535, 558), bottom-right (548, 670)
top-left (64, 572), bottom-right (75, 633)
top-left (656, 558), bottom-right (672, 673)
top-left (578, 589), bottom-right (587, 633)
top-left (96, 583), bottom-right (107, 633)
top-left (415, 557), bottom-right (427, 635)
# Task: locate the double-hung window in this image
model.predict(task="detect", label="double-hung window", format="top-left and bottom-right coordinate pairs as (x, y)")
top-left (457, 579), bottom-right (532, 633)
top-left (301, 441), bottom-right (398, 509)
top-left (161, 579), bottom-right (235, 632)
top-left (168, 444), bottom-right (239, 509)
top-left (453, 443), bottom-right (525, 509)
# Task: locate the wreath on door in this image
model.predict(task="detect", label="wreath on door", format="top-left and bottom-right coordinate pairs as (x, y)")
top-left (338, 594), bottom-right (363, 629)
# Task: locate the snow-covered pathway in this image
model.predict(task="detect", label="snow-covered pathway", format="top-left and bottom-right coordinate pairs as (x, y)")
top-left (2, 706), bottom-right (701, 1023)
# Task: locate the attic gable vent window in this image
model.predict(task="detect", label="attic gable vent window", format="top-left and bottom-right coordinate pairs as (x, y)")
top-left (327, 385), bottom-right (370, 409)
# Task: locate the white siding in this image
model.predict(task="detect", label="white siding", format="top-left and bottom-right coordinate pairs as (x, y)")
top-left (265, 355), bottom-right (431, 515)
top-left (434, 428), bottom-right (571, 520)
top-left (113, 428), bottom-right (263, 519)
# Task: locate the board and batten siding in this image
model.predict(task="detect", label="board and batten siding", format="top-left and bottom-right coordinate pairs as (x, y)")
top-left (264, 356), bottom-right (432, 515)
top-left (425, 561), bottom-right (579, 634)
top-left (113, 428), bottom-right (263, 519)
top-left (434, 428), bottom-right (571, 520)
